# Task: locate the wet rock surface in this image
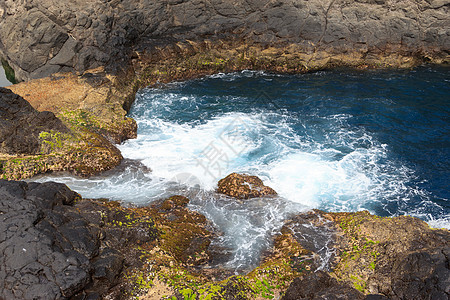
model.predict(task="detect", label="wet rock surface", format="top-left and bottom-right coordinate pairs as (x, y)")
top-left (0, 0), bottom-right (448, 81)
top-left (281, 210), bottom-right (450, 300)
top-left (0, 87), bottom-right (68, 155)
top-left (0, 178), bottom-right (449, 299)
top-left (217, 173), bottom-right (277, 199)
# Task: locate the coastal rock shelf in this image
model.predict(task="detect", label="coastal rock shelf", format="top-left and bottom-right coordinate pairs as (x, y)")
top-left (0, 0), bottom-right (449, 298)
top-left (0, 178), bottom-right (448, 299)
top-left (0, 70), bottom-right (136, 179)
top-left (0, 180), bottom-right (215, 299)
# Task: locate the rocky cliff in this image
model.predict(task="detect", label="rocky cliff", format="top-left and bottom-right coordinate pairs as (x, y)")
top-left (0, 0), bottom-right (449, 81)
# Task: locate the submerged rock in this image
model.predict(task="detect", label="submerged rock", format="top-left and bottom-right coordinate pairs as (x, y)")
top-left (217, 173), bottom-right (277, 199)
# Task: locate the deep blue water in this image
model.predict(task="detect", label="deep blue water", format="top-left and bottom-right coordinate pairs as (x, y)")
top-left (128, 67), bottom-right (449, 223)
top-left (36, 66), bottom-right (450, 270)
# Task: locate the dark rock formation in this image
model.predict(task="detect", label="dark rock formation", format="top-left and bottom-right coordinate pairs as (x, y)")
top-left (217, 172), bottom-right (277, 199)
top-left (0, 179), bottom-right (218, 299)
top-left (0, 180), bottom-right (97, 299)
top-left (0, 0), bottom-right (449, 81)
top-left (282, 271), bottom-right (365, 300)
top-left (0, 87), bottom-right (67, 155)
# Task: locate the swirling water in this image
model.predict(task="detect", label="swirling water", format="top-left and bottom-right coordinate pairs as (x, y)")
top-left (0, 64), bottom-right (12, 87)
top-left (35, 66), bottom-right (450, 270)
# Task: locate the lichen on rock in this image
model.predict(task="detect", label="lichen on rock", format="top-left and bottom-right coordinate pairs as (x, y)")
top-left (0, 68), bottom-right (138, 180)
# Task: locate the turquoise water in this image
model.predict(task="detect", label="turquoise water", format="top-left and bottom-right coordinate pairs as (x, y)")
top-left (36, 66), bottom-right (450, 270)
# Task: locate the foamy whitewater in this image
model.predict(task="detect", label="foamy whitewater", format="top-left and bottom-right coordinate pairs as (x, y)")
top-left (34, 68), bottom-right (450, 270)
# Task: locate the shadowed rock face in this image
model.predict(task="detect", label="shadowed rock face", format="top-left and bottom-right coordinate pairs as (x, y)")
top-left (0, 0), bottom-right (449, 80)
top-left (0, 87), bottom-right (68, 155)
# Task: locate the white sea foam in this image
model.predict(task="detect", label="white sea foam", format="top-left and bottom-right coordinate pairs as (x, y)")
top-left (427, 216), bottom-right (450, 230)
top-left (32, 74), bottom-right (450, 269)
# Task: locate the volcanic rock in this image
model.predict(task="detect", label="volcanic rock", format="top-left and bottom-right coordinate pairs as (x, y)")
top-left (0, 180), bottom-right (96, 299)
top-left (280, 210), bottom-right (450, 300)
top-left (0, 179), bottom-right (217, 299)
top-left (217, 173), bottom-right (278, 199)
top-left (0, 0), bottom-right (449, 81)
top-left (0, 87), bottom-right (68, 155)
top-left (282, 270), bottom-right (365, 300)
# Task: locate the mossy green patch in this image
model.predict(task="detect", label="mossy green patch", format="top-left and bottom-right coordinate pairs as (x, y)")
top-left (331, 211), bottom-right (383, 294)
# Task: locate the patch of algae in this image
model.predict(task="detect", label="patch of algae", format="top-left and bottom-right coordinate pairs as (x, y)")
top-left (135, 40), bottom-right (427, 88)
top-left (85, 194), bottom-right (315, 300)
top-left (329, 211), bottom-right (382, 294)
top-left (117, 197), bottom-right (315, 300)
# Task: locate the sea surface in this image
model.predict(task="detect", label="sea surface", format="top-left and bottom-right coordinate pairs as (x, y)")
top-left (0, 64), bottom-right (12, 87)
top-left (35, 66), bottom-right (450, 271)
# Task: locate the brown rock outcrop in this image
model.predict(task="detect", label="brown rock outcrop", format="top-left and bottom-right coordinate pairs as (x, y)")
top-left (217, 172), bottom-right (278, 199)
top-left (8, 67), bottom-right (137, 144)
top-left (280, 210), bottom-right (450, 300)
top-left (0, 87), bottom-right (68, 155)
top-left (0, 68), bottom-right (138, 180)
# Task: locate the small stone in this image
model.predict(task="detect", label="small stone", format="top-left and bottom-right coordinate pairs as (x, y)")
top-left (217, 173), bottom-right (277, 199)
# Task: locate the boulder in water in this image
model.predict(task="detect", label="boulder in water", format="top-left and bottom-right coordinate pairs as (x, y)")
top-left (217, 173), bottom-right (277, 199)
